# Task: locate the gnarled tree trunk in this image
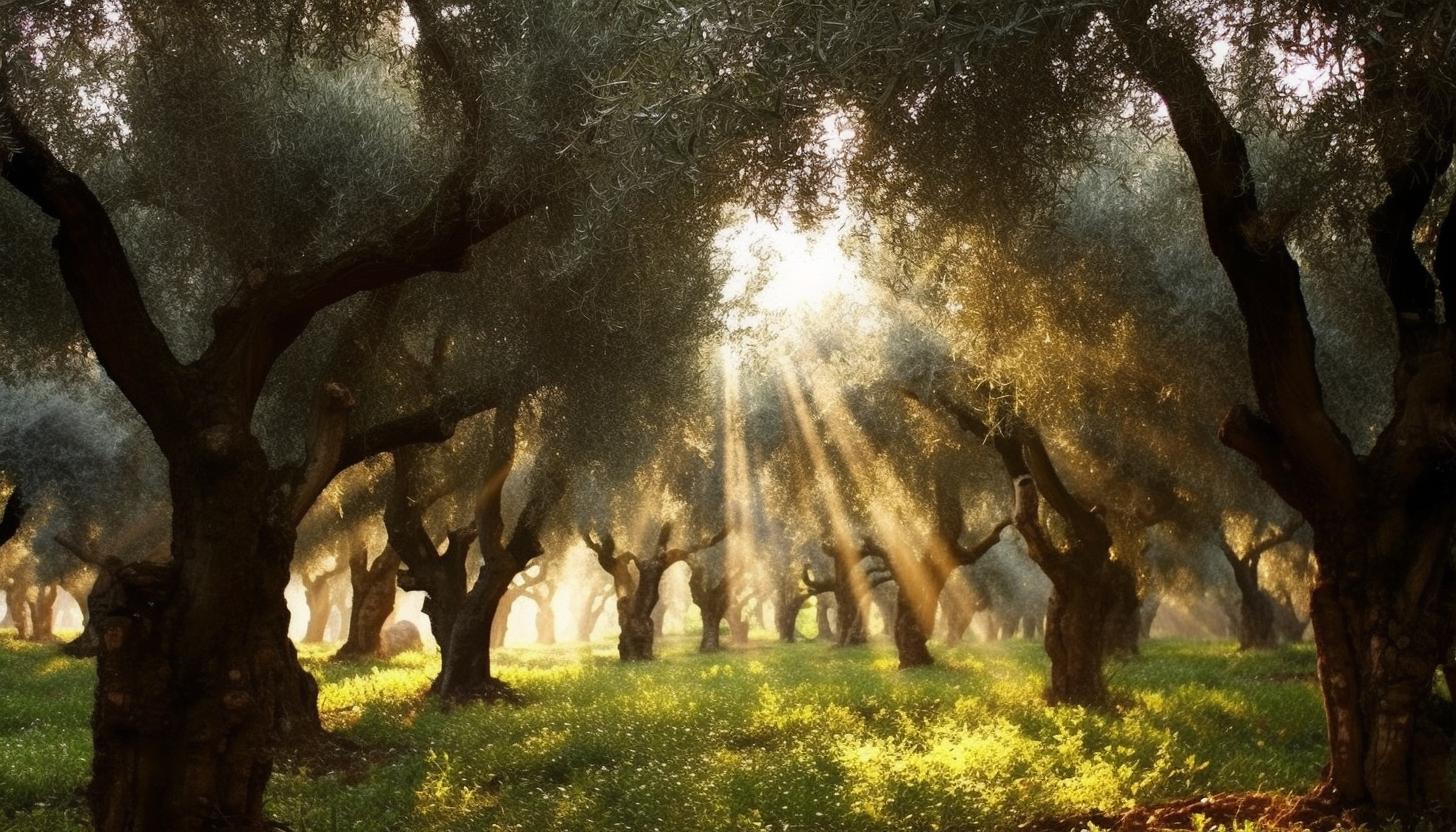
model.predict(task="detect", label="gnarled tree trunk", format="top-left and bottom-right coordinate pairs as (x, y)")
top-left (332, 540), bottom-right (401, 661)
top-left (587, 523), bottom-right (726, 662)
top-left (4, 581), bottom-right (32, 639)
top-left (1113, 6), bottom-right (1456, 809)
top-left (0, 8), bottom-right (530, 823)
top-left (774, 583), bottom-right (810, 643)
top-left (814, 598), bottom-right (834, 642)
top-left (89, 446), bottom-right (325, 832)
top-left (689, 563), bottom-right (729, 653)
top-left (301, 560), bottom-right (346, 644)
top-left (883, 489), bottom-right (1009, 669)
top-left (1219, 520), bottom-right (1303, 651)
top-left (816, 540), bottom-right (892, 647)
top-left (436, 404), bottom-right (562, 702)
top-left (26, 582), bottom-right (58, 643)
top-left (386, 446), bottom-right (472, 668)
top-left (924, 390), bottom-right (1131, 706)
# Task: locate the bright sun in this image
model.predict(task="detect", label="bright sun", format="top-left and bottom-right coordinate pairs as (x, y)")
top-left (716, 211), bottom-right (861, 317)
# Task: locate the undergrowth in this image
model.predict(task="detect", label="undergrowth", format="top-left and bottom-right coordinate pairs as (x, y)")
top-left (0, 634), bottom-right (1345, 831)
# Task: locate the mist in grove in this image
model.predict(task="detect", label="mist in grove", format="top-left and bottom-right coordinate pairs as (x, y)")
top-left (0, 2), bottom-right (1453, 831)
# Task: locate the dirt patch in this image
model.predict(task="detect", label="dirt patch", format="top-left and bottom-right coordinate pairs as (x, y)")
top-left (274, 730), bottom-right (397, 785)
top-left (1017, 792), bottom-right (1378, 831)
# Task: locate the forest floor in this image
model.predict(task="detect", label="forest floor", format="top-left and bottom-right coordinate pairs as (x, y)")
top-left (0, 633), bottom-right (1440, 831)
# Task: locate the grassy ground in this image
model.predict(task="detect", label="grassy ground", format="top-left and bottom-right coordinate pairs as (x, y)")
top-left (0, 633), bottom-right (1356, 831)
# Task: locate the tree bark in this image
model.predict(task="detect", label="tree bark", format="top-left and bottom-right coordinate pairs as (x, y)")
top-left (689, 563), bottom-right (729, 652)
top-left (0, 487), bottom-right (26, 548)
top-left (620, 550), bottom-right (669, 661)
top-left (331, 541), bottom-right (401, 661)
top-left (726, 598), bottom-right (752, 645)
top-left (922, 389), bottom-right (1127, 705)
top-left (774, 590), bottom-right (808, 643)
top-left (436, 405), bottom-right (562, 702)
top-left (814, 599), bottom-right (834, 642)
top-left (489, 586), bottom-right (522, 649)
top-left (1219, 520), bottom-right (1303, 650)
top-left (26, 582), bottom-right (58, 642)
top-left (88, 452), bottom-right (323, 832)
top-left (819, 540), bottom-right (892, 647)
top-left (4, 578), bottom-right (33, 639)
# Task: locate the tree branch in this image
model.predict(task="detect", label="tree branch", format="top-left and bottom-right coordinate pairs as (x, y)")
top-left (950, 520), bottom-right (1011, 567)
top-left (335, 385), bottom-right (506, 473)
top-left (1108, 3), bottom-right (1357, 509)
top-left (801, 566), bottom-right (834, 595)
top-left (54, 533), bottom-right (108, 568)
top-left (208, 164), bottom-right (532, 404)
top-left (1012, 474), bottom-right (1063, 579)
top-left (0, 88), bottom-right (186, 437)
top-left (665, 528), bottom-right (728, 566)
top-left (278, 382), bottom-right (357, 526)
top-left (0, 487), bottom-right (26, 549)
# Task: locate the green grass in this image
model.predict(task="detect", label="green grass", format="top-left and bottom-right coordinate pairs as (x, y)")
top-left (0, 634), bottom-right (1336, 832)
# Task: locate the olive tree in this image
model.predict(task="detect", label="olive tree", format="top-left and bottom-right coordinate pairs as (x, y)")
top-left (0, 1), bottom-right (745, 827)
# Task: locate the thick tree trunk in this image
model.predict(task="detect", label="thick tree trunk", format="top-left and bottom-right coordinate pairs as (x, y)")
top-left (5, 582), bottom-right (33, 639)
top-left (0, 45), bottom-right (522, 831)
top-left (387, 448), bottom-right (471, 667)
top-left (941, 582), bottom-right (974, 646)
top-left (26, 583), bottom-right (58, 642)
top-left (589, 524), bottom-right (725, 662)
top-left (436, 566), bottom-right (517, 702)
top-left (1101, 561), bottom-right (1142, 657)
top-left (1111, 7), bottom-right (1456, 810)
top-left (1009, 472), bottom-right (1120, 708)
top-left (331, 543), bottom-right (401, 661)
top-left (888, 515), bottom-right (1008, 669)
top-left (89, 456), bottom-right (322, 832)
top-left (1042, 569), bottom-right (1112, 706)
top-left (533, 593), bottom-right (556, 645)
top-left (1272, 594), bottom-right (1307, 643)
top-left (832, 579), bottom-right (867, 646)
top-left (1139, 592), bottom-right (1160, 640)
top-left (1238, 589), bottom-right (1278, 650)
top-left (893, 582), bottom-right (937, 668)
top-left (0, 487), bottom-right (26, 548)
top-left (815, 599), bottom-right (834, 641)
top-left (301, 570), bottom-right (339, 644)
top-left (689, 568), bottom-right (729, 653)
top-left (726, 601), bottom-right (751, 645)
top-left (617, 557), bottom-right (666, 661)
top-left (436, 406), bottom-right (558, 702)
top-left (1308, 522), bottom-right (1456, 810)
top-left (775, 592), bottom-right (807, 643)
top-left (1219, 525), bottom-right (1301, 651)
top-left (489, 587), bottom-right (520, 650)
